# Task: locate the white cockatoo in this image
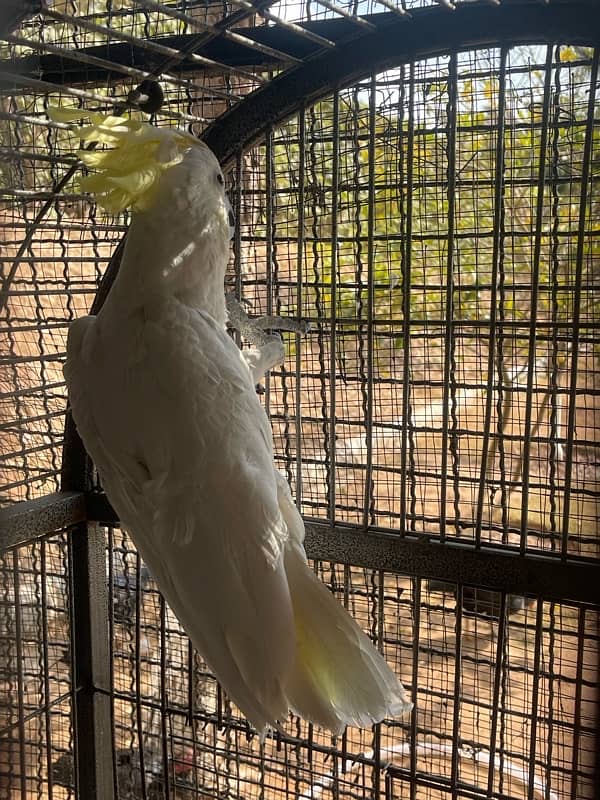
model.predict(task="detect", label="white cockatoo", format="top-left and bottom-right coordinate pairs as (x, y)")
top-left (55, 109), bottom-right (412, 736)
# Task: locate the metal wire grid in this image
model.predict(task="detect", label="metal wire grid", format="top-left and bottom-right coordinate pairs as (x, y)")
top-left (62, 528), bottom-right (598, 800)
top-left (230, 45), bottom-right (600, 561)
top-left (0, 528), bottom-right (72, 797)
top-left (0, 0), bottom-right (261, 504)
top-left (0, 519), bottom-right (597, 798)
top-left (0, 0), bottom-right (382, 505)
top-left (0, 2), bottom-right (598, 800)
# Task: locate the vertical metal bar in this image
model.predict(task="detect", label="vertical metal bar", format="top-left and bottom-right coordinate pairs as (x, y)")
top-left (560, 49), bottom-right (599, 559)
top-left (272, 129), bottom-right (294, 487)
top-left (11, 550), bottom-right (27, 798)
top-left (264, 129), bottom-right (275, 413)
top-left (527, 598), bottom-right (545, 800)
top-left (406, 66), bottom-right (418, 533)
top-left (134, 554), bottom-right (149, 800)
top-left (409, 576), bottom-right (421, 800)
top-left (160, 596), bottom-right (170, 800)
top-left (449, 583), bottom-right (463, 799)
top-left (40, 539), bottom-right (55, 800)
top-left (544, 600), bottom-right (556, 800)
top-left (107, 528), bottom-right (118, 800)
top-left (486, 592), bottom-right (507, 797)
top-left (399, 61), bottom-right (414, 537)
top-left (233, 151), bottom-right (244, 313)
top-left (329, 91), bottom-right (340, 523)
top-left (295, 106), bottom-right (306, 510)
top-left (519, 47), bottom-right (554, 556)
top-left (569, 606), bottom-right (586, 800)
top-left (350, 85), bottom-right (369, 524)
top-left (371, 568), bottom-right (385, 799)
top-left (363, 72), bottom-right (377, 529)
top-left (475, 47), bottom-right (507, 548)
top-left (307, 103), bottom-right (330, 521)
top-left (68, 521), bottom-right (114, 800)
top-left (547, 48), bottom-right (564, 551)
top-left (62, 416), bottom-right (114, 799)
top-left (439, 53), bottom-right (458, 544)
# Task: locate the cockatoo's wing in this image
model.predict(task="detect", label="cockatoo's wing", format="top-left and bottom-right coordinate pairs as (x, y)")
top-left (64, 315), bottom-right (151, 523)
top-left (65, 299), bottom-right (295, 732)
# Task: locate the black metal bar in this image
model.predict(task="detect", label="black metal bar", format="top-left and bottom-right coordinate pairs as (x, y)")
top-left (409, 576), bottom-right (421, 800)
top-left (329, 90), bottom-right (339, 523)
top-left (475, 46), bottom-right (507, 548)
top-left (398, 61), bottom-right (411, 540)
top-left (264, 128), bottom-right (274, 414)
top-left (439, 52), bottom-right (458, 544)
top-left (0, 491), bottom-right (86, 552)
top-left (519, 46), bottom-right (554, 556)
top-left (486, 592), bottom-right (508, 797)
top-left (450, 583), bottom-right (463, 799)
top-left (61, 410), bottom-right (114, 798)
top-left (81, 492), bottom-right (599, 603)
top-left (303, 521), bottom-right (600, 604)
top-left (561, 49), bottom-right (600, 560)
top-left (526, 600), bottom-right (545, 800)
top-left (4, 492), bottom-right (599, 602)
top-left (295, 107), bottom-right (306, 509)
top-left (11, 550), bottom-right (27, 798)
top-left (569, 607), bottom-right (587, 800)
top-left (363, 74), bottom-right (377, 530)
top-left (67, 520), bottom-right (114, 800)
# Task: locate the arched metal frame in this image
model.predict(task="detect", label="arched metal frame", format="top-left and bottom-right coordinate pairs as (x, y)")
top-left (204, 0), bottom-right (600, 167)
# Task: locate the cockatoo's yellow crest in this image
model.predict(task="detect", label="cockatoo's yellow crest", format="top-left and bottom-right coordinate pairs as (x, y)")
top-left (48, 107), bottom-right (205, 214)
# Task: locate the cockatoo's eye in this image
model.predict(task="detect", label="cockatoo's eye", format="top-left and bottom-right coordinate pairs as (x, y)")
top-left (216, 173), bottom-right (225, 186)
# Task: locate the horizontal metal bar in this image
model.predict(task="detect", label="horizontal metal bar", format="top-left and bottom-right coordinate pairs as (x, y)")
top-left (0, 490), bottom-right (86, 550)
top-left (3, 491), bottom-right (597, 604)
top-left (303, 521), bottom-right (600, 605)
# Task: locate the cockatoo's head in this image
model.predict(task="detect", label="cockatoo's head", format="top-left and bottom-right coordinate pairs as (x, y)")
top-left (48, 106), bottom-right (234, 236)
top-left (50, 108), bottom-right (234, 310)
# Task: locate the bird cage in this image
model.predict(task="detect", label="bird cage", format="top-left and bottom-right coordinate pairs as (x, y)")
top-left (0, 0), bottom-right (599, 798)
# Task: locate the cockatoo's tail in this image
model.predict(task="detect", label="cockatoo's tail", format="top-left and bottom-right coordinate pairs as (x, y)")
top-left (48, 107), bottom-right (205, 214)
top-left (61, 107), bottom-right (412, 738)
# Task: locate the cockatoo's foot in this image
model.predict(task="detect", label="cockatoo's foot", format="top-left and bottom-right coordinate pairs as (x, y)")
top-left (226, 294), bottom-right (309, 383)
top-left (226, 294), bottom-right (310, 346)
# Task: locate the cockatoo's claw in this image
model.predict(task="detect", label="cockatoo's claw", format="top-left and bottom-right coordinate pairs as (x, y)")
top-left (226, 293), bottom-right (309, 345)
top-left (252, 314), bottom-right (309, 337)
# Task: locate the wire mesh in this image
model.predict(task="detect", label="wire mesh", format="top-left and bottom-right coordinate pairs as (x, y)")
top-left (0, 2), bottom-right (599, 800)
top-left (84, 528), bottom-right (598, 800)
top-left (0, 528), bottom-right (73, 797)
top-left (232, 45), bottom-right (600, 561)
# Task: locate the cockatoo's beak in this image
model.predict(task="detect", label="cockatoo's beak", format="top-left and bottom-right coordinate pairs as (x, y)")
top-left (48, 107), bottom-right (206, 214)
